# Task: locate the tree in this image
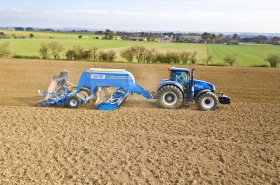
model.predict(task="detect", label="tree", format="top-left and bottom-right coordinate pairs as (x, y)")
top-left (132, 45), bottom-right (146, 63)
top-left (48, 41), bottom-right (64, 59)
top-left (231, 34), bottom-right (240, 45)
top-left (89, 46), bottom-right (98, 61)
top-left (29, 33), bottom-right (34, 38)
top-left (120, 48), bottom-right (135, 63)
top-left (104, 29), bottom-right (115, 40)
top-left (265, 53), bottom-right (280, 68)
top-left (180, 51), bottom-right (191, 64)
top-left (224, 55), bottom-right (237, 66)
top-left (0, 42), bottom-right (11, 58)
top-left (272, 37), bottom-right (280, 45)
top-left (201, 32), bottom-right (211, 43)
top-left (190, 51), bottom-right (198, 64)
top-left (39, 43), bottom-right (49, 59)
top-left (78, 35), bottom-right (83, 39)
top-left (205, 54), bottom-right (213, 66)
top-left (210, 34), bottom-right (216, 43)
top-left (254, 35), bottom-right (268, 44)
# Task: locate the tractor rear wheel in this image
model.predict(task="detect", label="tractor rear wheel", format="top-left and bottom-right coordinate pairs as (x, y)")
top-left (67, 96), bottom-right (82, 108)
top-left (197, 92), bottom-right (218, 111)
top-left (157, 85), bottom-right (183, 109)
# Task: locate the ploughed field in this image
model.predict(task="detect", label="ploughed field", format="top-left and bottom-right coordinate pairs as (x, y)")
top-left (0, 59), bottom-right (279, 184)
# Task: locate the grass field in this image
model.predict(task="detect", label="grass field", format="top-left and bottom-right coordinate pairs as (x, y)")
top-left (0, 29), bottom-right (94, 39)
top-left (0, 30), bottom-right (279, 66)
top-left (207, 44), bottom-right (280, 66)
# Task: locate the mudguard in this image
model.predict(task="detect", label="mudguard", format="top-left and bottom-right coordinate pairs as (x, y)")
top-left (157, 80), bottom-right (184, 94)
top-left (195, 89), bottom-right (211, 102)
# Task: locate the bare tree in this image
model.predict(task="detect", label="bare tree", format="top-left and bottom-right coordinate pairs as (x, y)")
top-left (89, 46), bottom-right (98, 61)
top-left (205, 54), bottom-right (213, 66)
top-left (0, 42), bottom-right (11, 58)
top-left (48, 41), bottom-right (64, 59)
top-left (190, 51), bottom-right (198, 64)
top-left (132, 46), bottom-right (146, 63)
top-left (180, 51), bottom-right (191, 64)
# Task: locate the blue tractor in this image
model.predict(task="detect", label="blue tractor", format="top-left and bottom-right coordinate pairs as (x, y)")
top-left (38, 67), bottom-right (230, 111)
top-left (156, 67), bottom-right (230, 110)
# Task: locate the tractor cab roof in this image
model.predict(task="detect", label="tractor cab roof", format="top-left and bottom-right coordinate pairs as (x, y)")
top-left (169, 67), bottom-right (190, 73)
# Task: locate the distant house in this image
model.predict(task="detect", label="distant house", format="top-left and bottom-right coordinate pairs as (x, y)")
top-left (122, 36), bottom-right (147, 41)
top-left (155, 36), bottom-right (173, 42)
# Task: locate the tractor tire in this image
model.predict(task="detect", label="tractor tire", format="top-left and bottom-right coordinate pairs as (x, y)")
top-left (157, 85), bottom-right (183, 109)
top-left (197, 92), bottom-right (218, 111)
top-left (67, 96), bottom-right (82, 108)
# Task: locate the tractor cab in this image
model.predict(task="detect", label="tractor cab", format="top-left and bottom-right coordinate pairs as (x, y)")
top-left (169, 67), bottom-right (190, 90)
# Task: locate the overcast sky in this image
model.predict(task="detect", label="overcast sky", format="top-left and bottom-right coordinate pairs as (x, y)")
top-left (0, 0), bottom-right (279, 33)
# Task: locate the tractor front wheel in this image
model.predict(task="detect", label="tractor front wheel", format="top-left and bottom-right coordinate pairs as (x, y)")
top-left (67, 96), bottom-right (82, 108)
top-left (157, 85), bottom-right (183, 109)
top-left (197, 92), bottom-right (218, 111)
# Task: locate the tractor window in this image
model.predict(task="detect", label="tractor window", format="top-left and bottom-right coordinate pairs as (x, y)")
top-left (170, 71), bottom-right (189, 88)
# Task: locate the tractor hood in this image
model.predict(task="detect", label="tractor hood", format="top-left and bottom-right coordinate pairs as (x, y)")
top-left (193, 79), bottom-right (216, 92)
top-left (157, 79), bottom-right (216, 92)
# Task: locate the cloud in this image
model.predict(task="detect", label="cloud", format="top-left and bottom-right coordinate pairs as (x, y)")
top-left (0, 0), bottom-right (279, 32)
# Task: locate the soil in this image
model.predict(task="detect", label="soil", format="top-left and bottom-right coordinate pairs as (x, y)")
top-left (0, 59), bottom-right (279, 184)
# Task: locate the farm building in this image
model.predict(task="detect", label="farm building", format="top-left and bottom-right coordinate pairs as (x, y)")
top-left (155, 36), bottom-right (173, 42)
top-left (121, 36), bottom-right (147, 41)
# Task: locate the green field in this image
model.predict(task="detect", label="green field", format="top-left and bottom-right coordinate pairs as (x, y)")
top-left (0, 30), bottom-right (279, 66)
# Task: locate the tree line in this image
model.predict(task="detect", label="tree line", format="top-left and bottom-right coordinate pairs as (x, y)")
top-left (0, 41), bottom-right (280, 67)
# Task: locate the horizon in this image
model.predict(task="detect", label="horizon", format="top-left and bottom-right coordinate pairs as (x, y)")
top-left (0, 0), bottom-right (280, 33)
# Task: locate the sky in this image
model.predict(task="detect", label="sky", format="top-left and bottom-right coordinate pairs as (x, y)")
top-left (0, 0), bottom-right (280, 33)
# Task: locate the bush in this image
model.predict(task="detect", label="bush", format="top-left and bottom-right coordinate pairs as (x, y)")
top-left (251, 64), bottom-right (269, 68)
top-left (223, 55), bottom-right (237, 66)
top-left (98, 50), bottom-right (116, 62)
top-left (120, 48), bottom-right (135, 63)
top-left (166, 51), bottom-right (181, 64)
top-left (13, 55), bottom-right (40, 59)
top-left (65, 49), bottom-right (75, 60)
top-left (145, 49), bottom-right (157, 63)
top-left (0, 42), bottom-right (11, 58)
top-left (265, 53), bottom-right (280, 68)
top-left (155, 52), bottom-right (170, 64)
top-left (65, 45), bottom-right (99, 61)
top-left (208, 63), bottom-right (228, 66)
